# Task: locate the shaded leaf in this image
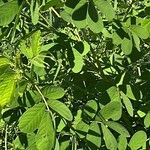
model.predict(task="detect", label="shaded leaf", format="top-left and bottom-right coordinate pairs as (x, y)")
top-left (86, 122), bottom-right (101, 149)
top-left (107, 121), bottom-right (130, 137)
top-left (83, 100), bottom-right (98, 120)
top-left (101, 123), bottom-right (117, 150)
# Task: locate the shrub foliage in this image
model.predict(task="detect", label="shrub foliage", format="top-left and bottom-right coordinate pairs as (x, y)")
top-left (0, 0), bottom-right (150, 149)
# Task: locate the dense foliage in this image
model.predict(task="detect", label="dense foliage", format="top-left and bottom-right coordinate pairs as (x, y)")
top-left (0, 0), bottom-right (150, 149)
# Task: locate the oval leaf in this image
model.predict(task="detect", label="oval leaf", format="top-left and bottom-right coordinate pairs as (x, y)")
top-left (86, 122), bottom-right (101, 149)
top-left (43, 85), bottom-right (65, 99)
top-left (18, 103), bottom-right (45, 133)
top-left (129, 130), bottom-right (147, 150)
top-left (36, 112), bottom-right (55, 150)
top-left (120, 91), bottom-right (133, 117)
top-left (101, 123), bottom-right (117, 150)
top-left (0, 0), bottom-right (19, 26)
top-left (99, 101), bottom-right (122, 121)
top-left (118, 135), bottom-right (127, 150)
top-left (107, 121), bottom-right (130, 137)
top-left (83, 100), bottom-right (98, 120)
top-left (48, 100), bottom-right (73, 121)
top-left (144, 111), bottom-right (150, 128)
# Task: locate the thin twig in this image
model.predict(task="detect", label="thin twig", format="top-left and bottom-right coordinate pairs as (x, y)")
top-left (51, 7), bottom-right (61, 18)
top-left (4, 125), bottom-right (8, 150)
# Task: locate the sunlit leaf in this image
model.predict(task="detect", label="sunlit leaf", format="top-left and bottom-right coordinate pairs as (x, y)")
top-left (48, 100), bottom-right (73, 121)
top-left (93, 0), bottom-right (115, 21)
top-left (18, 103), bottom-right (45, 133)
top-left (144, 111), bottom-right (150, 128)
top-left (129, 130), bottom-right (147, 150)
top-left (86, 122), bottom-right (101, 149)
top-left (107, 121), bottom-right (130, 137)
top-left (0, 69), bottom-right (16, 107)
top-left (36, 112), bottom-right (55, 150)
top-left (0, 0), bottom-right (19, 26)
top-left (43, 85), bottom-right (65, 99)
top-left (101, 123), bottom-right (117, 150)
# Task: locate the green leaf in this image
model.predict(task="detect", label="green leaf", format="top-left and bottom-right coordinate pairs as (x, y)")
top-left (107, 121), bottom-right (130, 137)
top-left (83, 100), bottom-right (98, 120)
top-left (42, 85), bottom-right (65, 99)
top-left (20, 41), bottom-right (33, 59)
top-left (107, 86), bottom-right (120, 101)
top-left (41, 0), bottom-right (63, 11)
top-left (112, 32), bottom-right (122, 45)
top-left (36, 112), bottom-right (55, 150)
top-left (0, 57), bottom-right (10, 68)
top-left (129, 130), bottom-right (147, 150)
top-left (118, 135), bottom-right (127, 150)
top-left (72, 0), bottom-right (87, 28)
top-left (48, 100), bottom-right (73, 121)
top-left (130, 25), bottom-right (149, 39)
top-left (81, 41), bottom-right (90, 56)
top-left (30, 0), bottom-right (39, 25)
top-left (76, 120), bottom-right (89, 138)
top-left (144, 111), bottom-right (150, 128)
top-left (72, 48), bottom-right (84, 73)
top-left (132, 32), bottom-right (140, 51)
top-left (31, 30), bottom-right (41, 56)
top-left (126, 85), bottom-right (136, 100)
top-left (18, 103), bottom-right (45, 133)
top-left (120, 91), bottom-right (133, 117)
top-left (87, 0), bottom-right (103, 33)
top-left (0, 69), bottom-right (16, 107)
top-left (121, 37), bottom-right (133, 55)
top-left (86, 122), bottom-right (101, 149)
top-left (93, 0), bottom-right (115, 21)
top-left (0, 0), bottom-right (19, 26)
top-left (99, 101), bottom-right (122, 121)
top-left (101, 123), bottom-right (117, 150)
